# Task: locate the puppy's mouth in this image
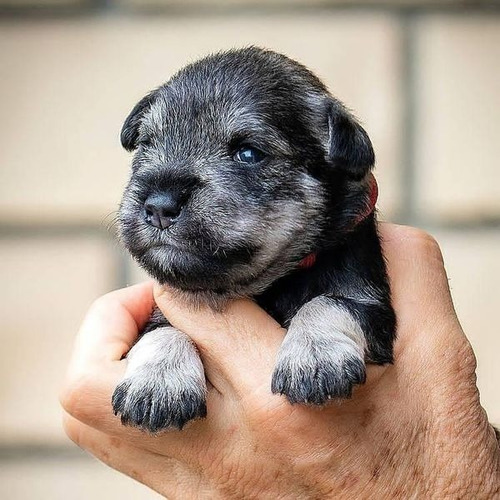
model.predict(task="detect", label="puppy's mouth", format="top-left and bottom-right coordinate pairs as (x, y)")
top-left (128, 233), bottom-right (263, 291)
top-left (141, 237), bottom-right (255, 264)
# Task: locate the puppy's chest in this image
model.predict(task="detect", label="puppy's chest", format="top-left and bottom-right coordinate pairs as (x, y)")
top-left (256, 262), bottom-right (342, 328)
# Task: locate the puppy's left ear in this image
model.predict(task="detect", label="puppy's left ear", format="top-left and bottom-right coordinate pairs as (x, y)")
top-left (326, 99), bottom-right (375, 180)
top-left (120, 91), bottom-right (157, 152)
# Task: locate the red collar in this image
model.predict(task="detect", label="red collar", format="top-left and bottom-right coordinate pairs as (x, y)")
top-left (298, 253), bottom-right (317, 269)
top-left (298, 173), bottom-right (378, 270)
top-left (354, 172), bottom-right (378, 226)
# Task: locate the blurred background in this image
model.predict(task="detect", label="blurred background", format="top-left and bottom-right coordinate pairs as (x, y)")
top-left (0, 0), bottom-right (499, 498)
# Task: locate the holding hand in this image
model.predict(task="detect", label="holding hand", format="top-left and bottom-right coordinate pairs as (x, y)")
top-left (60, 224), bottom-right (500, 498)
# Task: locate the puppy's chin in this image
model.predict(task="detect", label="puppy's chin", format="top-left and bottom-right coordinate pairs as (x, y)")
top-left (129, 241), bottom-right (296, 301)
top-left (130, 242), bottom-right (247, 291)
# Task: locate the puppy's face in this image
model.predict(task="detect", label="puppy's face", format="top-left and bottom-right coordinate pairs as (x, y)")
top-left (119, 48), bottom-right (374, 298)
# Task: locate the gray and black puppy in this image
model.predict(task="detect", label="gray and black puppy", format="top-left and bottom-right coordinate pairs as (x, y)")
top-left (113, 47), bottom-right (396, 432)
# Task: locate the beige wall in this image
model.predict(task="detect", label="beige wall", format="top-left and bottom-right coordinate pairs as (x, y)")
top-left (0, 3), bottom-right (499, 498)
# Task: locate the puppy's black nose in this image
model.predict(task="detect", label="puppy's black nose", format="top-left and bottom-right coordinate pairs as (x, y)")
top-left (143, 193), bottom-right (181, 230)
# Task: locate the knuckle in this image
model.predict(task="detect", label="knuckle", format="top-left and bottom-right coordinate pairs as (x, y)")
top-left (399, 227), bottom-right (444, 263)
top-left (455, 333), bottom-right (477, 377)
top-left (87, 293), bottom-right (116, 318)
top-left (59, 369), bottom-right (98, 419)
top-left (61, 413), bottom-right (83, 447)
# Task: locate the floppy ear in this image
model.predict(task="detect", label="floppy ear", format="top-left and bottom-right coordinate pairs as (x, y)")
top-left (326, 99), bottom-right (375, 180)
top-left (120, 91), bottom-right (157, 152)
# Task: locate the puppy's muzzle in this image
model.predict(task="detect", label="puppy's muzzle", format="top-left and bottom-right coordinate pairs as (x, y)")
top-left (144, 192), bottom-right (182, 230)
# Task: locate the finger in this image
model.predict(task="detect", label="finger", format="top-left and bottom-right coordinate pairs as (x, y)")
top-left (62, 282), bottom-right (154, 428)
top-left (379, 223), bottom-right (455, 323)
top-left (378, 223), bottom-right (466, 359)
top-left (70, 281), bottom-right (155, 369)
top-left (62, 283), bottom-right (154, 432)
top-left (154, 285), bottom-right (285, 394)
top-left (62, 413), bottom-right (206, 499)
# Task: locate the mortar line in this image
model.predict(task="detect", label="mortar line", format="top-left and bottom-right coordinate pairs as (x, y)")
top-left (1, 3), bottom-right (500, 20)
top-left (396, 9), bottom-right (418, 226)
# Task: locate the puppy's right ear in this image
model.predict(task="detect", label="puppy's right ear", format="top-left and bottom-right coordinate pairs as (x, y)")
top-left (120, 91), bottom-right (157, 152)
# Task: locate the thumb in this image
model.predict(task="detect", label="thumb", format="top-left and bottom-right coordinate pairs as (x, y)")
top-left (154, 284), bottom-right (285, 392)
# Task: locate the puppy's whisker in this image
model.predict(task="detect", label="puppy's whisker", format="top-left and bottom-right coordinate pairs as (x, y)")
top-left (101, 211), bottom-right (120, 234)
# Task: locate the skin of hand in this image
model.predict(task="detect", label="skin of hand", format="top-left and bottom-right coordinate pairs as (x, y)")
top-left (60, 224), bottom-right (500, 499)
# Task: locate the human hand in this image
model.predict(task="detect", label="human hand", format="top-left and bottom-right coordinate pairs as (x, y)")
top-left (61, 224), bottom-right (500, 498)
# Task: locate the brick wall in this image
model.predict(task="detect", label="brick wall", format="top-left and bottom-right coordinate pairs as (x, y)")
top-left (0, 2), bottom-right (499, 498)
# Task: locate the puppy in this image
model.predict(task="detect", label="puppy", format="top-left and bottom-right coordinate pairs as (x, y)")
top-left (112, 47), bottom-right (396, 432)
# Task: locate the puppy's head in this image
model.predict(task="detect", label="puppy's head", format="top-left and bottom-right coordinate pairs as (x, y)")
top-left (119, 47), bottom-right (374, 300)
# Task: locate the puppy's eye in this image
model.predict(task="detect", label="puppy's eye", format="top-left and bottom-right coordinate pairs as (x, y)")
top-left (234, 146), bottom-right (265, 164)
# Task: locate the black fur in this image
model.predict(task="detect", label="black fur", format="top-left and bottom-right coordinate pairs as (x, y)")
top-left (112, 376), bottom-right (207, 431)
top-left (121, 91), bottom-right (157, 152)
top-left (114, 47), bottom-right (396, 431)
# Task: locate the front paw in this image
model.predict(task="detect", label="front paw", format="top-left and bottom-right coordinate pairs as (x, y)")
top-left (271, 339), bottom-right (366, 405)
top-left (112, 327), bottom-right (207, 432)
top-left (112, 368), bottom-right (206, 432)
